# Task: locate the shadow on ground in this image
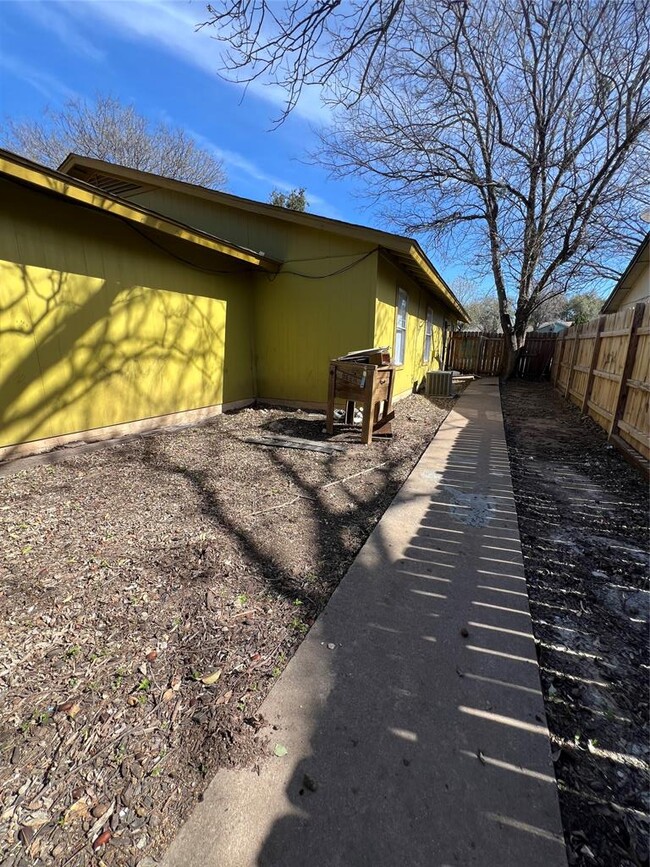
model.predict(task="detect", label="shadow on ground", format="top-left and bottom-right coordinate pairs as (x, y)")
top-left (163, 381), bottom-right (566, 867)
top-left (502, 381), bottom-right (649, 867)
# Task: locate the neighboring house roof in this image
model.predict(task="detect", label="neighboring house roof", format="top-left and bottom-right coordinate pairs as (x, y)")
top-left (58, 153), bottom-right (469, 322)
top-left (536, 320), bottom-right (572, 333)
top-left (601, 233), bottom-right (650, 313)
top-left (0, 149), bottom-right (280, 272)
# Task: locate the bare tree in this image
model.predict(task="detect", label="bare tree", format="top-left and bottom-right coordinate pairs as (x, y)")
top-left (3, 95), bottom-right (227, 189)
top-left (269, 187), bottom-right (308, 210)
top-left (204, 0), bottom-right (650, 375)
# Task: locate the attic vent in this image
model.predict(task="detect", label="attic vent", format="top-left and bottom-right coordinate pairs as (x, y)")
top-left (85, 172), bottom-right (146, 199)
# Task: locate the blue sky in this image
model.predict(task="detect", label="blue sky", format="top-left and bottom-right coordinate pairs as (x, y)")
top-left (0, 1), bottom-right (354, 215)
top-left (0, 0), bottom-right (475, 287)
top-left (0, 2), bottom-right (639, 297)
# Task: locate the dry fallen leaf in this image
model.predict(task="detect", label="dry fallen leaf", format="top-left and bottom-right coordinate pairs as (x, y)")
top-left (21, 810), bottom-right (50, 829)
top-left (58, 700), bottom-right (81, 718)
top-left (162, 688), bottom-right (174, 702)
top-left (64, 798), bottom-right (90, 824)
top-left (201, 669), bottom-right (222, 685)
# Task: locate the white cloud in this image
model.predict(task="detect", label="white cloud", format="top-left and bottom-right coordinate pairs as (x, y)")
top-left (189, 128), bottom-right (299, 191)
top-left (59, 0), bottom-right (330, 125)
top-left (188, 128), bottom-right (343, 219)
top-left (0, 53), bottom-right (79, 101)
top-left (16, 1), bottom-right (105, 62)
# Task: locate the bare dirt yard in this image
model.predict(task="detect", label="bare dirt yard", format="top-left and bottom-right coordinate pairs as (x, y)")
top-left (501, 381), bottom-right (649, 867)
top-left (0, 393), bottom-right (456, 866)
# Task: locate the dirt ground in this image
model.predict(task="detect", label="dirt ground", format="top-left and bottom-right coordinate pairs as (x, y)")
top-left (0, 393), bottom-right (456, 867)
top-left (501, 381), bottom-right (649, 867)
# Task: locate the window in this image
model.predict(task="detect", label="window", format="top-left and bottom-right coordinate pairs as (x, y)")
top-left (394, 288), bottom-right (408, 365)
top-left (423, 307), bottom-right (434, 363)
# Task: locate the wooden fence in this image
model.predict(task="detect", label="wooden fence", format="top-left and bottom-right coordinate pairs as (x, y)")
top-left (550, 302), bottom-right (649, 469)
top-left (448, 331), bottom-right (557, 379)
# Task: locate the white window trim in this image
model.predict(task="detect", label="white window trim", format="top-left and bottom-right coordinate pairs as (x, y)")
top-left (423, 307), bottom-right (434, 363)
top-left (394, 288), bottom-right (408, 366)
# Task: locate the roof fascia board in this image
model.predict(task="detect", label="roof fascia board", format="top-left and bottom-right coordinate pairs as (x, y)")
top-left (408, 243), bottom-right (469, 321)
top-left (601, 233), bottom-right (650, 313)
top-left (61, 153), bottom-right (410, 247)
top-left (378, 247), bottom-right (468, 322)
top-left (59, 154), bottom-right (466, 314)
top-left (2, 153), bottom-right (278, 271)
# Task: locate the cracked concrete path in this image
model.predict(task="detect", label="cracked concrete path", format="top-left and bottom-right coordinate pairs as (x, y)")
top-left (162, 378), bottom-right (567, 867)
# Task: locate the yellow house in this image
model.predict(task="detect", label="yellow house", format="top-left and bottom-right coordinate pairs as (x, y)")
top-left (601, 233), bottom-right (649, 313)
top-left (0, 149), bottom-right (467, 459)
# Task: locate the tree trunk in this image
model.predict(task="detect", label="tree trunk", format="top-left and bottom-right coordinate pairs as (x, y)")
top-left (500, 330), bottom-right (526, 381)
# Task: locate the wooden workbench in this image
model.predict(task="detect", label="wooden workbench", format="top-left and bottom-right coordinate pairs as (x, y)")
top-left (326, 359), bottom-right (396, 444)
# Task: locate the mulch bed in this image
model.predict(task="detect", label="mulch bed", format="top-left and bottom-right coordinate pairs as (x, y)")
top-left (0, 393), bottom-right (457, 866)
top-left (501, 381), bottom-right (649, 867)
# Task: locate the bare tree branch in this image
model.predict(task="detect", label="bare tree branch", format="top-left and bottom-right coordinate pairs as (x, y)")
top-left (206, 0), bottom-right (649, 374)
top-left (2, 94), bottom-right (227, 189)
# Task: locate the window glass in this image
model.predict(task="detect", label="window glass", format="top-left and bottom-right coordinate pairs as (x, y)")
top-left (395, 289), bottom-right (408, 365)
top-left (424, 307), bottom-right (434, 362)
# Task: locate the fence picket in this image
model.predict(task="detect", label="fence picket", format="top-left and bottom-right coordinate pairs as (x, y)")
top-left (551, 303), bottom-right (648, 473)
top-left (581, 315), bottom-right (606, 414)
top-left (609, 304), bottom-right (645, 438)
top-left (447, 331), bottom-right (558, 379)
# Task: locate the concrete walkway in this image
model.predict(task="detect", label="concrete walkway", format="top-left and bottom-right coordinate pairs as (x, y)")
top-left (163, 379), bottom-right (566, 867)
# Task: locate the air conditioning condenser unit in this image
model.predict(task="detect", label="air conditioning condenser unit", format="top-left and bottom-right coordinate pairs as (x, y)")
top-left (425, 370), bottom-right (453, 397)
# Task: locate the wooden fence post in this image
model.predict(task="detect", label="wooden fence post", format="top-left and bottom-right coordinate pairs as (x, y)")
top-left (564, 325), bottom-right (581, 400)
top-left (581, 315), bottom-right (606, 415)
top-left (609, 303), bottom-right (646, 439)
top-left (551, 333), bottom-right (563, 385)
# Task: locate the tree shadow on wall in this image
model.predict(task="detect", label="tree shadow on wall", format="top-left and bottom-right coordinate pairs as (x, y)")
top-left (0, 264), bottom-right (230, 460)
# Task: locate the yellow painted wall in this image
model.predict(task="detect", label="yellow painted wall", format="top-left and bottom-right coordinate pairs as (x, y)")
top-left (253, 252), bottom-right (377, 403)
top-left (120, 184), bottom-right (463, 403)
top-left (126, 186), bottom-right (379, 404)
top-left (616, 260), bottom-right (650, 309)
top-left (0, 179), bottom-right (255, 450)
top-left (127, 187), bottom-right (373, 264)
top-left (374, 255), bottom-right (449, 397)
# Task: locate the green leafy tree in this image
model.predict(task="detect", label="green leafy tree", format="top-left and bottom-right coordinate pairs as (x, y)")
top-left (561, 293), bottom-right (604, 325)
top-left (269, 188), bottom-right (308, 211)
top-left (530, 291), bottom-right (604, 327)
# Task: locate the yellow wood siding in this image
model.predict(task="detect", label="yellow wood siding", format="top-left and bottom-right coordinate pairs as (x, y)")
top-left (0, 179), bottom-right (255, 450)
top-left (128, 188), bottom-right (373, 263)
top-left (616, 262), bottom-right (650, 309)
top-left (127, 187), bottom-right (378, 404)
top-left (253, 252), bottom-right (377, 404)
top-left (374, 256), bottom-right (447, 396)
